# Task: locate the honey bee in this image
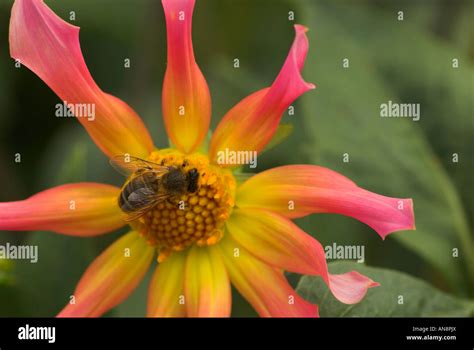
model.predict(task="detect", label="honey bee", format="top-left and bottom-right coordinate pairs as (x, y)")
top-left (110, 155), bottom-right (199, 221)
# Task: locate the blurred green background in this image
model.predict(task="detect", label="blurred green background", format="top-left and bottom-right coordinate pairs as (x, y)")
top-left (0, 0), bottom-right (473, 317)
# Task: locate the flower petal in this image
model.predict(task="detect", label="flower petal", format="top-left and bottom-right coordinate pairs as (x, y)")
top-left (162, 0), bottom-right (211, 154)
top-left (236, 165), bottom-right (415, 239)
top-left (9, 0), bottom-right (154, 158)
top-left (215, 235), bottom-right (318, 317)
top-left (147, 251), bottom-right (187, 317)
top-left (0, 183), bottom-right (124, 236)
top-left (184, 246), bottom-right (231, 317)
top-left (327, 272), bottom-right (379, 305)
top-left (209, 25), bottom-right (314, 165)
top-left (227, 208), bottom-right (323, 276)
top-left (58, 231), bottom-right (154, 317)
top-left (226, 208), bottom-right (378, 304)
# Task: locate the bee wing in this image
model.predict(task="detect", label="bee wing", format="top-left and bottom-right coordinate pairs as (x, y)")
top-left (123, 190), bottom-right (172, 222)
top-left (110, 155), bottom-right (170, 177)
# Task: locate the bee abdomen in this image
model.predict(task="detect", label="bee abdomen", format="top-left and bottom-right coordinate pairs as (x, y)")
top-left (119, 174), bottom-right (158, 212)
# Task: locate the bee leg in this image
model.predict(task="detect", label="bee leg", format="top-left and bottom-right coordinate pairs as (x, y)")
top-left (160, 159), bottom-right (166, 166)
top-left (181, 160), bottom-right (188, 168)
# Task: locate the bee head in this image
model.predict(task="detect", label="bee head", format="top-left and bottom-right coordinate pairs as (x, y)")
top-left (186, 168), bottom-right (199, 193)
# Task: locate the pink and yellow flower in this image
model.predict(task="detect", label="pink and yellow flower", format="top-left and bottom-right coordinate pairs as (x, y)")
top-left (1, 0), bottom-right (415, 317)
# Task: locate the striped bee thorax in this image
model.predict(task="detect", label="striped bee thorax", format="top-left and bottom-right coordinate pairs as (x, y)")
top-left (161, 168), bottom-right (187, 195)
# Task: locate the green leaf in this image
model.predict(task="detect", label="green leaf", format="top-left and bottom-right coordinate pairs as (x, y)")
top-left (323, 1), bottom-right (474, 236)
top-left (297, 262), bottom-right (474, 317)
top-left (297, 2), bottom-right (473, 295)
top-left (0, 260), bottom-right (22, 316)
top-left (0, 259), bottom-right (14, 286)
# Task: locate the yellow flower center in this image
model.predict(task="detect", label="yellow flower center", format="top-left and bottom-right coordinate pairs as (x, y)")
top-left (131, 149), bottom-right (236, 262)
